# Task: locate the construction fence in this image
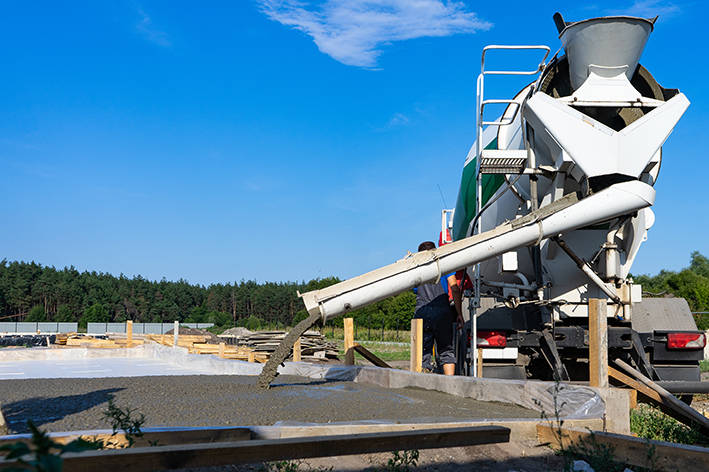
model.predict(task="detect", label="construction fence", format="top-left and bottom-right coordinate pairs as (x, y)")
top-left (0, 322), bottom-right (78, 334)
top-left (87, 322), bottom-right (214, 335)
top-left (0, 322), bottom-right (214, 335)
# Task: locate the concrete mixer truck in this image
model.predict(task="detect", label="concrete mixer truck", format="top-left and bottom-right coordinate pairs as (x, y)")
top-left (295, 13), bottom-right (706, 392)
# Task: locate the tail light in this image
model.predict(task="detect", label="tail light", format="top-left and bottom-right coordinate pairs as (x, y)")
top-left (468, 331), bottom-right (507, 348)
top-left (667, 332), bottom-right (706, 350)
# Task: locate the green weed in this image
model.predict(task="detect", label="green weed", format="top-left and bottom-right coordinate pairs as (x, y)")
top-left (258, 459), bottom-right (333, 472)
top-left (0, 400), bottom-right (155, 471)
top-left (100, 398), bottom-right (152, 448)
top-left (535, 379), bottom-right (651, 471)
top-left (630, 403), bottom-right (709, 447)
top-left (384, 450), bottom-right (419, 472)
top-left (267, 460), bottom-right (301, 472)
top-left (0, 420), bottom-right (100, 472)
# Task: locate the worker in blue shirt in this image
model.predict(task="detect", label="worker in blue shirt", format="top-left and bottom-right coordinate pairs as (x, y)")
top-left (414, 241), bottom-right (464, 375)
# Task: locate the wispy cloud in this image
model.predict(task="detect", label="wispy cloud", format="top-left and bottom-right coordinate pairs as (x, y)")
top-left (135, 7), bottom-right (171, 47)
top-left (385, 112), bottom-right (410, 127)
top-left (256, 0), bottom-right (492, 68)
top-left (606, 0), bottom-right (681, 20)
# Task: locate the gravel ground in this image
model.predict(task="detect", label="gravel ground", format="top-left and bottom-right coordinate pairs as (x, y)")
top-left (171, 439), bottom-right (564, 472)
top-left (0, 374), bottom-right (538, 434)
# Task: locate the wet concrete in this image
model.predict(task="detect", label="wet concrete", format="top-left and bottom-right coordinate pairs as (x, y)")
top-left (0, 374), bottom-right (538, 434)
top-left (257, 312), bottom-right (321, 388)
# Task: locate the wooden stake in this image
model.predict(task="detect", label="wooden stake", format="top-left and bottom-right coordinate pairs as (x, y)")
top-left (477, 348), bottom-right (483, 377)
top-left (218, 342), bottom-right (225, 359)
top-left (589, 298), bottom-right (608, 387)
top-left (293, 338), bottom-right (301, 362)
top-left (410, 318), bottom-right (423, 373)
top-left (126, 321), bottom-right (133, 349)
top-left (248, 351), bottom-right (255, 363)
top-left (344, 318), bottom-right (355, 365)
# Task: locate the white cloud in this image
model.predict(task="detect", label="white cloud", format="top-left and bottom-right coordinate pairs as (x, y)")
top-left (385, 112), bottom-right (410, 127)
top-left (256, 0), bottom-right (492, 68)
top-left (606, 1), bottom-right (681, 20)
top-left (135, 7), bottom-right (171, 47)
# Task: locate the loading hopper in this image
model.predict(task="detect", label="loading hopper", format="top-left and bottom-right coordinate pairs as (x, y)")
top-left (556, 14), bottom-right (656, 91)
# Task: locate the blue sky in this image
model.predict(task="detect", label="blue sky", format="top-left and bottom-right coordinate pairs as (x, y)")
top-left (0, 1), bottom-right (706, 286)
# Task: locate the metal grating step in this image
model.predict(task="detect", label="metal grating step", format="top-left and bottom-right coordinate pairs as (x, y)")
top-left (479, 150), bottom-right (527, 174)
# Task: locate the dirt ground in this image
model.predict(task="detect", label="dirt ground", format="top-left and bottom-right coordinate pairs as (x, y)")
top-left (174, 438), bottom-right (564, 472)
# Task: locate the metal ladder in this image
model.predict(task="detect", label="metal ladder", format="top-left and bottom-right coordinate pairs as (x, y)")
top-left (475, 45), bottom-right (551, 177)
top-left (469, 46), bottom-right (550, 377)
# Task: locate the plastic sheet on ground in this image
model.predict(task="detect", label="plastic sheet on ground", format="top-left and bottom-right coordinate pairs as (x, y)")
top-left (142, 343), bottom-right (263, 376)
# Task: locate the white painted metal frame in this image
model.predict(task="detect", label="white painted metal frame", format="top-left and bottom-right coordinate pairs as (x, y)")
top-left (473, 45), bottom-right (549, 376)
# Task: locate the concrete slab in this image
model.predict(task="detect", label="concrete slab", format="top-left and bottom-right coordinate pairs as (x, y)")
top-left (0, 343), bottom-right (628, 434)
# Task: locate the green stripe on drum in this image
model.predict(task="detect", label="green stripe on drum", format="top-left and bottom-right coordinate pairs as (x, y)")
top-left (451, 138), bottom-right (505, 241)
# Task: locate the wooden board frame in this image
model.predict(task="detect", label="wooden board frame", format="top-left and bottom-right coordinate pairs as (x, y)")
top-left (0, 426), bottom-right (510, 472)
top-left (538, 424), bottom-right (709, 471)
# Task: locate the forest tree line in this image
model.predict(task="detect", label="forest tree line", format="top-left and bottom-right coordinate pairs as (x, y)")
top-left (0, 251), bottom-right (707, 331)
top-left (0, 260), bottom-right (416, 330)
top-left (634, 251), bottom-right (709, 329)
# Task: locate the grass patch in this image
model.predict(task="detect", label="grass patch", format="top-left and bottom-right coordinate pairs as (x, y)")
top-left (334, 340), bottom-right (411, 363)
top-left (357, 341), bottom-right (410, 362)
top-left (630, 404), bottom-right (709, 447)
top-left (700, 359), bottom-right (709, 372)
top-left (324, 327), bottom-right (411, 343)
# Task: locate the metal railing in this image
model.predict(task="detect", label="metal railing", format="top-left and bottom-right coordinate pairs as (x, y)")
top-left (471, 45), bottom-right (550, 377)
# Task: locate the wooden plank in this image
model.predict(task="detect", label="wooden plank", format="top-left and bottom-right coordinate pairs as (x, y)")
top-left (589, 298), bottom-right (608, 388)
top-left (614, 359), bottom-right (709, 437)
top-left (293, 338), bottom-right (301, 362)
top-left (344, 318), bottom-right (354, 366)
top-left (78, 342), bottom-right (120, 349)
top-left (68, 338), bottom-right (120, 349)
top-left (112, 339), bottom-right (144, 346)
top-left (159, 335), bottom-right (207, 342)
top-left (353, 343), bottom-right (391, 368)
top-left (107, 333), bottom-right (149, 340)
top-left (4, 426), bottom-right (509, 472)
top-left (0, 427), bottom-right (253, 449)
top-left (537, 424), bottom-right (709, 471)
top-left (219, 342), bottom-right (225, 359)
top-left (126, 320), bottom-right (133, 349)
top-left (609, 366), bottom-right (664, 404)
top-left (411, 318), bottom-right (422, 373)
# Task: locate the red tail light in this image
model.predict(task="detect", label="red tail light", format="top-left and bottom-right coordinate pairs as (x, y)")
top-left (667, 333), bottom-right (706, 350)
top-left (475, 331), bottom-right (507, 347)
